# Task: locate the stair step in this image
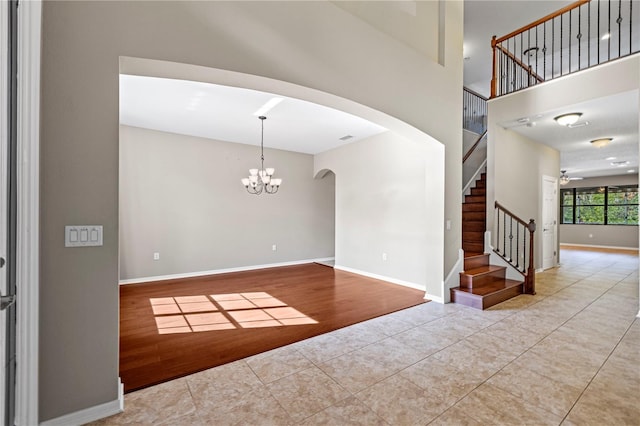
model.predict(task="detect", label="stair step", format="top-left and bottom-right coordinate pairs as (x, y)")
top-left (462, 203), bottom-right (485, 212)
top-left (462, 212), bottom-right (485, 221)
top-left (474, 180), bottom-right (486, 189)
top-left (470, 187), bottom-right (486, 196)
top-left (464, 195), bottom-right (485, 204)
top-left (463, 221), bottom-right (485, 232)
top-left (463, 253), bottom-right (490, 270)
top-left (450, 279), bottom-right (524, 310)
top-left (463, 241), bottom-right (484, 253)
top-left (460, 265), bottom-right (506, 288)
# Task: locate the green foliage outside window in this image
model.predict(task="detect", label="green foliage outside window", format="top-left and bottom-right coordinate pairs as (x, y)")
top-left (561, 185), bottom-right (638, 226)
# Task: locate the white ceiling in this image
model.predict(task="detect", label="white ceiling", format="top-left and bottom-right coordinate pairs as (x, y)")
top-left (498, 90), bottom-right (639, 178)
top-left (119, 74), bottom-right (387, 155)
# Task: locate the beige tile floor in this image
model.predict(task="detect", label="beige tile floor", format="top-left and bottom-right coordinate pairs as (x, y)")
top-left (92, 248), bottom-right (639, 425)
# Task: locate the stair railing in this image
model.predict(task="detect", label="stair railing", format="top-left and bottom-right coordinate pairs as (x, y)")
top-left (463, 87), bottom-right (487, 134)
top-left (491, 0), bottom-right (639, 98)
top-left (494, 202), bottom-right (536, 294)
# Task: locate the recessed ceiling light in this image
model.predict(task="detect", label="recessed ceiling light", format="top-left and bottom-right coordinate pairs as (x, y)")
top-left (554, 112), bottom-right (582, 126)
top-left (339, 135), bottom-right (353, 141)
top-left (253, 97), bottom-right (283, 117)
top-left (627, 169), bottom-right (635, 173)
top-left (601, 33), bottom-right (611, 40)
top-left (605, 156), bottom-right (616, 160)
top-left (591, 137), bottom-right (613, 148)
top-left (517, 117), bottom-right (530, 124)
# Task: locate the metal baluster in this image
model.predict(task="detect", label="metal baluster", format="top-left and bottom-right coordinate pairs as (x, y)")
top-left (543, 21), bottom-right (547, 80)
top-left (496, 207), bottom-right (501, 254)
top-left (552, 17), bottom-right (555, 77)
top-left (588, 0), bottom-right (591, 66)
top-left (561, 12), bottom-right (564, 75)
top-left (523, 228), bottom-right (527, 273)
top-left (535, 25), bottom-right (539, 82)
top-left (618, 0), bottom-right (622, 57)
top-left (578, 3), bottom-right (582, 70)
top-left (503, 211), bottom-right (507, 255)
top-left (569, 8), bottom-right (572, 72)
top-left (608, 0), bottom-right (611, 60)
top-left (509, 217), bottom-right (514, 261)
top-left (526, 30), bottom-right (530, 88)
top-left (598, 0), bottom-right (601, 63)
top-left (516, 223), bottom-right (520, 268)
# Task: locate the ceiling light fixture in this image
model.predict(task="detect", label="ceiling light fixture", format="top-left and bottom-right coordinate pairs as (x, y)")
top-left (601, 32), bottom-right (611, 40)
top-left (590, 137), bottom-right (613, 148)
top-left (554, 112), bottom-right (582, 126)
top-left (611, 160), bottom-right (629, 167)
top-left (605, 156), bottom-right (617, 160)
top-left (560, 170), bottom-right (582, 185)
top-left (241, 116), bottom-right (282, 195)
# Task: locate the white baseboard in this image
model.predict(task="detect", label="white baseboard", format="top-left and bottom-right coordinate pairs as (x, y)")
top-left (560, 243), bottom-right (639, 251)
top-left (333, 264), bottom-right (425, 293)
top-left (40, 378), bottom-right (124, 426)
top-left (119, 258), bottom-right (336, 285)
top-left (424, 293), bottom-right (445, 304)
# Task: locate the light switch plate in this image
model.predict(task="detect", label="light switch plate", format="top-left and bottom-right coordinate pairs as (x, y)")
top-left (65, 225), bottom-right (103, 247)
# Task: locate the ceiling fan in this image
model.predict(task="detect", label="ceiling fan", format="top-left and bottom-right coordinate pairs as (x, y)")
top-left (560, 170), bottom-right (583, 185)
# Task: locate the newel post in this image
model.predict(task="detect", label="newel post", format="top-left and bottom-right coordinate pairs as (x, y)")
top-left (490, 36), bottom-right (497, 98)
top-left (526, 219), bottom-right (536, 294)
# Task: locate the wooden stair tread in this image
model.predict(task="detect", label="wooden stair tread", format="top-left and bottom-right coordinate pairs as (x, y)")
top-left (462, 265), bottom-right (506, 276)
top-left (463, 252), bottom-right (484, 258)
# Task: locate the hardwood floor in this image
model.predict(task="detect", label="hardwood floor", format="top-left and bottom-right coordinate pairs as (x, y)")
top-left (120, 263), bottom-right (426, 392)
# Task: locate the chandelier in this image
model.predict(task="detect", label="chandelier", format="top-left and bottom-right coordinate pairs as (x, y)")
top-left (241, 116), bottom-right (282, 195)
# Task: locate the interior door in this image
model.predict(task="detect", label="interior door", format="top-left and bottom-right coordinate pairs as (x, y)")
top-left (1, 1), bottom-right (18, 424)
top-left (542, 175), bottom-right (558, 270)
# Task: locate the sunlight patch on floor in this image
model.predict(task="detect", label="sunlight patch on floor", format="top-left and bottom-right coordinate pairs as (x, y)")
top-left (151, 292), bottom-right (317, 334)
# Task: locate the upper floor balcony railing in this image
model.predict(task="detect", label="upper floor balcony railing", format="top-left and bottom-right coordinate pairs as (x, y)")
top-left (491, 0), bottom-right (640, 98)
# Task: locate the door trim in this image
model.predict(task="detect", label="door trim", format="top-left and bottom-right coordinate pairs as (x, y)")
top-left (541, 175), bottom-right (558, 271)
top-left (15, 1), bottom-right (40, 424)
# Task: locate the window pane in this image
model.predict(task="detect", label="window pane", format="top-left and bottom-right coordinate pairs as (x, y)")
top-left (608, 205), bottom-right (639, 225)
top-left (576, 188), bottom-right (605, 205)
top-left (561, 206), bottom-right (574, 224)
top-left (576, 205), bottom-right (604, 224)
top-left (608, 186), bottom-right (639, 205)
top-left (561, 189), bottom-right (573, 206)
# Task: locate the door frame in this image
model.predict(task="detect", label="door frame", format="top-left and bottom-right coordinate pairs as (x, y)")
top-left (541, 174), bottom-right (558, 270)
top-left (1, 1), bottom-right (9, 422)
top-left (14, 1), bottom-right (41, 424)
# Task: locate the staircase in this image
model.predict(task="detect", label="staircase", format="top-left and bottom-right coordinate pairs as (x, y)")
top-left (451, 173), bottom-right (524, 310)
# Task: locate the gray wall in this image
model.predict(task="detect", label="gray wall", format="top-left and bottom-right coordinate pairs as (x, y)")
top-left (120, 126), bottom-right (335, 280)
top-left (315, 131), bottom-right (444, 293)
top-left (559, 174), bottom-right (639, 248)
top-left (40, 1), bottom-right (462, 421)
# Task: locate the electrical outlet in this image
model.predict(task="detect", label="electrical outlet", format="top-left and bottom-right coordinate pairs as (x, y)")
top-left (272, 244), bottom-right (277, 251)
top-left (153, 252), bottom-right (160, 260)
top-left (382, 252), bottom-right (387, 261)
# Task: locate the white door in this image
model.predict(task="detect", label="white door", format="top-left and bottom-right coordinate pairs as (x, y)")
top-left (542, 175), bottom-right (558, 270)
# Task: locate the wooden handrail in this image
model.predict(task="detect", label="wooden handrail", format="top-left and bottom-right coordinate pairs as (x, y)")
top-left (463, 87), bottom-right (488, 101)
top-left (463, 131), bottom-right (487, 163)
top-left (495, 0), bottom-right (590, 43)
top-left (494, 44), bottom-right (545, 83)
top-left (494, 201), bottom-right (528, 227)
